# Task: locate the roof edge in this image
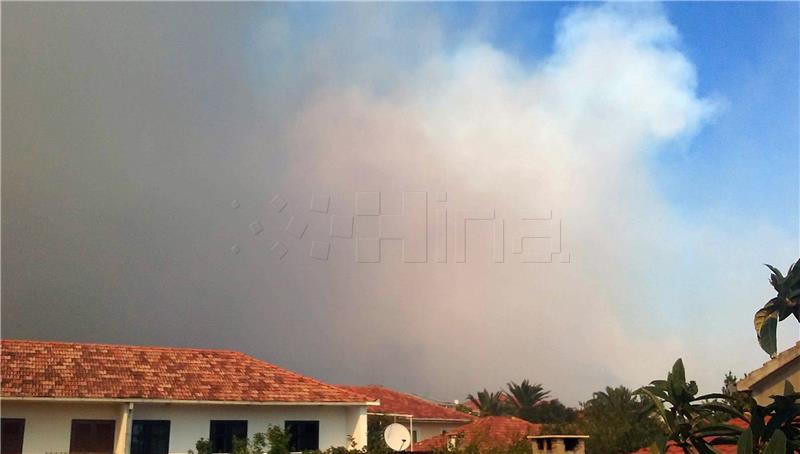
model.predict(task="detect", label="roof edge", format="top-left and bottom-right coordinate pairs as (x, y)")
top-left (1, 396), bottom-right (378, 406)
top-left (737, 341), bottom-right (800, 391)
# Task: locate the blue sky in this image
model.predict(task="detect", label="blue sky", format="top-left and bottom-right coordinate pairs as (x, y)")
top-left (435, 1), bottom-right (799, 237)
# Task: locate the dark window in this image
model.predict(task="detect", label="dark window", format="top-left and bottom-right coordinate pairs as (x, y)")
top-left (210, 421), bottom-right (247, 453)
top-left (285, 421), bottom-right (319, 451)
top-left (1, 419), bottom-right (25, 454)
top-left (131, 420), bottom-right (170, 454)
top-left (70, 420), bottom-right (116, 454)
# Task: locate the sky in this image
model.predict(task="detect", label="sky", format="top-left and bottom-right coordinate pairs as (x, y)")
top-left (2, 2), bottom-right (798, 405)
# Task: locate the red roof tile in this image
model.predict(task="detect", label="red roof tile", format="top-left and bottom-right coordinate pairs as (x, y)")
top-left (341, 385), bottom-right (473, 422)
top-left (413, 416), bottom-right (540, 452)
top-left (1, 339), bottom-right (372, 404)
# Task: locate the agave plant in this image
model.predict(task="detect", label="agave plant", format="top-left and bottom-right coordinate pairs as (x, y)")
top-left (636, 359), bottom-right (742, 454)
top-left (754, 259), bottom-right (800, 357)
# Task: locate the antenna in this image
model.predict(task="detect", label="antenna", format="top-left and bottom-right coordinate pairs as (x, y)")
top-left (384, 423), bottom-right (411, 451)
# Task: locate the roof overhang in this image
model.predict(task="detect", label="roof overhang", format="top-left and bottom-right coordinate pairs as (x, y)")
top-left (737, 341), bottom-right (800, 391)
top-left (528, 435), bottom-right (590, 439)
top-left (367, 411), bottom-right (471, 423)
top-left (1, 396), bottom-right (379, 406)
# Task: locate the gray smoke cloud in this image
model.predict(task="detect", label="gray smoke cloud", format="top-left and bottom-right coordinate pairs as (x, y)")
top-left (3, 2), bottom-right (796, 404)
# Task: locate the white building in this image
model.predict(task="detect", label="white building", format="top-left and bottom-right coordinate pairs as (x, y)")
top-left (0, 339), bottom-right (376, 454)
top-left (737, 341), bottom-right (800, 405)
top-left (339, 385), bottom-right (473, 447)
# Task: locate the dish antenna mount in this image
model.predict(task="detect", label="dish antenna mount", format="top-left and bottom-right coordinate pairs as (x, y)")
top-left (384, 423), bottom-right (411, 451)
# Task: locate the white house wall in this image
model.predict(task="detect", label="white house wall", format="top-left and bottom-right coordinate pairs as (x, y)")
top-left (414, 421), bottom-right (466, 442)
top-left (1, 401), bottom-right (122, 454)
top-left (1, 400), bottom-right (368, 454)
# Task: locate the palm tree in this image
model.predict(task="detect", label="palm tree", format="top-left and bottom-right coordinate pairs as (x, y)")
top-left (506, 380), bottom-right (550, 421)
top-left (589, 386), bottom-right (637, 412)
top-left (467, 389), bottom-right (509, 416)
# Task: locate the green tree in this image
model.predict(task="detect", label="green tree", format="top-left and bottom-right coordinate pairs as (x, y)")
top-left (754, 259), bottom-right (800, 357)
top-left (265, 425), bottom-right (291, 454)
top-left (365, 415), bottom-right (394, 454)
top-left (544, 386), bottom-right (661, 453)
top-left (467, 389), bottom-right (512, 416)
top-left (720, 371), bottom-right (749, 417)
top-left (506, 380), bottom-right (550, 422)
top-left (525, 399), bottom-right (577, 424)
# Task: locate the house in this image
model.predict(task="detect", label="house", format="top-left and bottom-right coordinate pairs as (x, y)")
top-left (339, 385), bottom-right (473, 444)
top-left (737, 341), bottom-right (800, 405)
top-left (0, 339), bottom-right (376, 454)
top-left (412, 415), bottom-right (541, 452)
top-left (529, 435), bottom-right (588, 454)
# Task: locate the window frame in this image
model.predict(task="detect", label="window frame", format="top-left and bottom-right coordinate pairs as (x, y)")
top-left (284, 420), bottom-right (320, 452)
top-left (131, 420), bottom-right (171, 454)
top-left (209, 420), bottom-right (248, 453)
top-left (1, 418), bottom-right (26, 454)
top-left (69, 419), bottom-right (116, 454)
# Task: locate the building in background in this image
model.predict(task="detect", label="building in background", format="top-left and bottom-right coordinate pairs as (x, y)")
top-left (412, 415), bottom-right (540, 452)
top-left (529, 435), bottom-right (589, 454)
top-left (340, 385), bottom-right (473, 445)
top-left (0, 340), bottom-right (375, 454)
top-left (737, 341), bottom-right (800, 405)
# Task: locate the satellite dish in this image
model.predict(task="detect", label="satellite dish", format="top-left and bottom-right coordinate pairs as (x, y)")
top-left (384, 423), bottom-right (411, 451)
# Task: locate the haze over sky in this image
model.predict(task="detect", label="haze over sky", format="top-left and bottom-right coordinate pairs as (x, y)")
top-left (3, 2), bottom-right (798, 404)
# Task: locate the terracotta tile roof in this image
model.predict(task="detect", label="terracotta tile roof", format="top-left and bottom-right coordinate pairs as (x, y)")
top-left (413, 416), bottom-right (540, 452)
top-left (1, 339), bottom-right (372, 404)
top-left (628, 419), bottom-right (748, 454)
top-left (340, 385), bottom-right (473, 422)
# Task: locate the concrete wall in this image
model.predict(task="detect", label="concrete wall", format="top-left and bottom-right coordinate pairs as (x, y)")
top-left (413, 421), bottom-right (466, 443)
top-left (0, 400), bottom-right (122, 454)
top-left (749, 357), bottom-right (800, 405)
top-left (1, 400), bottom-right (368, 454)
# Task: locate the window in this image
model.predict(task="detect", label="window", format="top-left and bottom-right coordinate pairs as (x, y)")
top-left (1, 419), bottom-right (25, 454)
top-left (210, 421), bottom-right (247, 453)
top-left (564, 438), bottom-right (579, 451)
top-left (131, 420), bottom-right (170, 454)
top-left (285, 421), bottom-right (319, 451)
top-left (70, 420), bottom-right (116, 454)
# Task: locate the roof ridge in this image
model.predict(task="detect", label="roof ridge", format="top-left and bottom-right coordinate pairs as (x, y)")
top-left (1, 338), bottom-right (240, 354)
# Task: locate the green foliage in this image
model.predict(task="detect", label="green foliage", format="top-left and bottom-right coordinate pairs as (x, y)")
top-left (266, 425), bottom-right (292, 454)
top-left (735, 381), bottom-right (800, 453)
top-left (195, 438), bottom-right (212, 454)
top-left (636, 358), bottom-right (743, 453)
top-left (365, 415), bottom-right (394, 454)
top-left (721, 371), bottom-right (749, 418)
top-left (545, 386), bottom-right (661, 454)
top-left (754, 259), bottom-right (800, 356)
top-left (467, 381), bottom-right (573, 422)
top-left (467, 389), bottom-right (513, 416)
top-left (232, 436), bottom-right (249, 454)
top-left (507, 380), bottom-right (550, 422)
top-left (525, 398), bottom-right (577, 424)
